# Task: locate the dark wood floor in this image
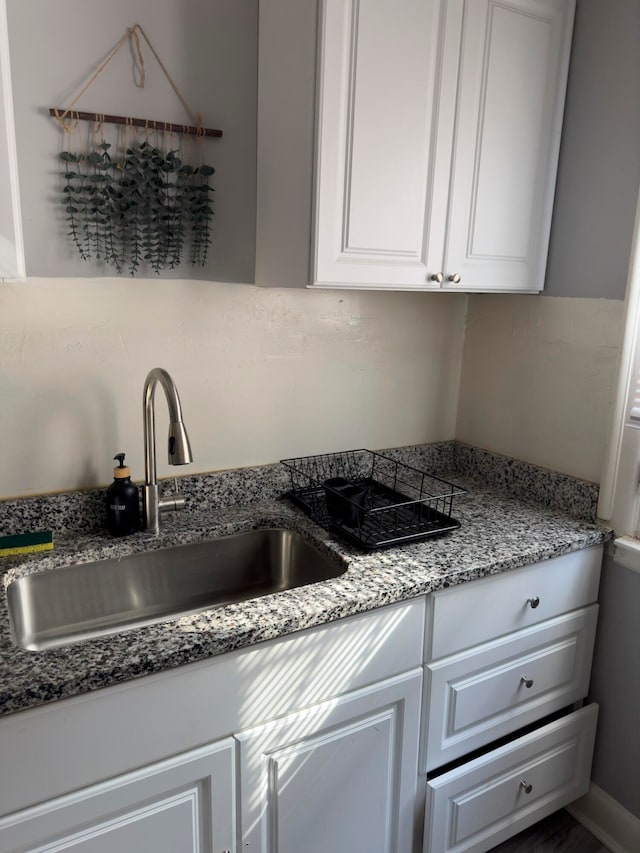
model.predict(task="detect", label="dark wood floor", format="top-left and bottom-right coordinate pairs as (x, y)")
top-left (488, 809), bottom-right (611, 852)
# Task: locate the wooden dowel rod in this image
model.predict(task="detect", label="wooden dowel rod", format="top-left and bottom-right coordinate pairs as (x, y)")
top-left (49, 108), bottom-right (223, 138)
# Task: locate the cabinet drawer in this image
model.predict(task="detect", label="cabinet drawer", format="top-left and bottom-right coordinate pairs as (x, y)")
top-left (423, 605), bottom-right (597, 771)
top-left (426, 546), bottom-right (602, 660)
top-left (423, 703), bottom-right (598, 853)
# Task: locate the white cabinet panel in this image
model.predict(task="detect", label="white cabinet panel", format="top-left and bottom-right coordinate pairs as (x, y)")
top-left (0, 740), bottom-right (235, 853)
top-left (423, 605), bottom-right (598, 770)
top-left (237, 669), bottom-right (422, 853)
top-left (423, 704), bottom-right (598, 853)
top-left (426, 546), bottom-right (602, 660)
top-left (313, 0), bottom-right (459, 288)
top-left (346, 3), bottom-right (432, 253)
top-left (442, 0), bottom-right (574, 292)
top-left (0, 0), bottom-right (24, 280)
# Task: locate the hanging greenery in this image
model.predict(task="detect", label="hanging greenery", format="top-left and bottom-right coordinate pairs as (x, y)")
top-left (50, 23), bottom-right (222, 276)
top-left (59, 137), bottom-right (215, 276)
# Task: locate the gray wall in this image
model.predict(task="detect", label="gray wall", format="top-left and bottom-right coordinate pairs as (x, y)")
top-left (545, 0), bottom-right (640, 299)
top-left (547, 1), bottom-right (640, 819)
top-left (588, 554), bottom-right (640, 819)
top-left (7, 0), bottom-right (257, 282)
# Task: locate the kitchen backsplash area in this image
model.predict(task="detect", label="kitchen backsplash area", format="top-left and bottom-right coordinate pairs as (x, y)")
top-left (0, 442), bottom-right (600, 539)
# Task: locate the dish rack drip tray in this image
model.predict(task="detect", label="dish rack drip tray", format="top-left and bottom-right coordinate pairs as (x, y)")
top-left (281, 449), bottom-right (465, 550)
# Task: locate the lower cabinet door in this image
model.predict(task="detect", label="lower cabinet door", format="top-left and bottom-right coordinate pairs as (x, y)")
top-left (423, 704), bottom-right (598, 853)
top-left (0, 739), bottom-right (235, 853)
top-left (236, 669), bottom-right (422, 853)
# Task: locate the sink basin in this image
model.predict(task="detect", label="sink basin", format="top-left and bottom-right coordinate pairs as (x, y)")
top-left (7, 528), bottom-right (346, 651)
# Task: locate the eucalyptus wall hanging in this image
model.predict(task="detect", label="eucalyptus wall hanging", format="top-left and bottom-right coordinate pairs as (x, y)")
top-left (50, 24), bottom-right (222, 276)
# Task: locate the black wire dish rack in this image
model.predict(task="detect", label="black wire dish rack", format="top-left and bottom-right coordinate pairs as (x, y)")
top-left (280, 449), bottom-right (466, 550)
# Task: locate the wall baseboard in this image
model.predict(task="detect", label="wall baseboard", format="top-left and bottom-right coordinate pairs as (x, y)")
top-left (567, 783), bottom-right (640, 853)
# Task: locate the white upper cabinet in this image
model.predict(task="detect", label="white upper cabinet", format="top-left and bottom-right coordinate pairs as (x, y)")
top-left (0, 0), bottom-right (24, 281)
top-left (311, 0), bottom-right (575, 292)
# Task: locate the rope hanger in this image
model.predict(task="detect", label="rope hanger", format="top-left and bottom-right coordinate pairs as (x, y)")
top-left (49, 24), bottom-right (222, 139)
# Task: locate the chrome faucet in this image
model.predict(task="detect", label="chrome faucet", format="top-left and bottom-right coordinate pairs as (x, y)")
top-left (142, 368), bottom-right (193, 533)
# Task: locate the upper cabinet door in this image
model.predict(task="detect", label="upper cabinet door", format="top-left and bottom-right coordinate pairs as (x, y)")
top-left (442, 0), bottom-right (575, 292)
top-left (0, 0), bottom-right (24, 281)
top-left (313, 0), bottom-right (463, 289)
top-left (310, 0), bottom-right (574, 292)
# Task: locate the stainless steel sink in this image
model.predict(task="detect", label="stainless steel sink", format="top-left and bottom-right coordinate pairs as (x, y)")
top-left (7, 528), bottom-right (345, 651)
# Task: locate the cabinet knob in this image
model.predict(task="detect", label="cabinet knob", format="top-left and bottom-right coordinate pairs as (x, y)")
top-left (447, 273), bottom-right (461, 283)
top-left (520, 780), bottom-right (533, 794)
top-left (520, 675), bottom-right (534, 689)
top-left (527, 596), bottom-right (540, 609)
top-left (430, 272), bottom-right (444, 283)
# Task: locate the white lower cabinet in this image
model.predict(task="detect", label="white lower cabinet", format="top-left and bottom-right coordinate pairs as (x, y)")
top-left (0, 739), bottom-right (235, 853)
top-left (421, 546), bottom-right (603, 853)
top-left (0, 550), bottom-right (604, 853)
top-left (236, 670), bottom-right (422, 853)
top-left (0, 599), bottom-right (424, 853)
top-left (423, 704), bottom-right (598, 853)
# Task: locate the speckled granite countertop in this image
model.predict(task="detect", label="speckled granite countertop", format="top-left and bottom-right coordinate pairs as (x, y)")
top-left (0, 443), bottom-right (611, 718)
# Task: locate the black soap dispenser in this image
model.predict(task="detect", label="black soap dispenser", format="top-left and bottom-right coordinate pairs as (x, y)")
top-left (106, 453), bottom-right (140, 537)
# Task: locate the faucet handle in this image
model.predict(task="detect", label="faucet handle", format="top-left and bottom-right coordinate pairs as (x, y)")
top-left (157, 477), bottom-right (186, 515)
top-left (158, 493), bottom-right (187, 514)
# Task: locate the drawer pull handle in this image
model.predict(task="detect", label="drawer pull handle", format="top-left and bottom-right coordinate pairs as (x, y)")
top-left (520, 780), bottom-right (533, 794)
top-left (521, 676), bottom-right (534, 688)
top-left (527, 596), bottom-right (540, 609)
